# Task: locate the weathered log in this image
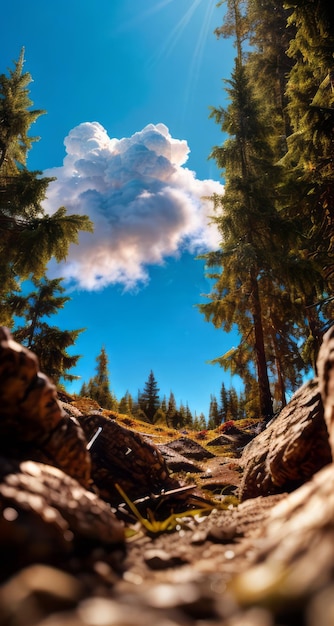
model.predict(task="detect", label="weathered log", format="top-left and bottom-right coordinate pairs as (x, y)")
top-left (239, 378), bottom-right (332, 500)
top-left (317, 324), bottom-right (334, 455)
top-left (230, 462), bottom-right (334, 618)
top-left (79, 413), bottom-right (177, 505)
top-left (0, 457), bottom-right (124, 580)
top-left (227, 324), bottom-right (334, 621)
top-left (0, 327), bottom-right (92, 487)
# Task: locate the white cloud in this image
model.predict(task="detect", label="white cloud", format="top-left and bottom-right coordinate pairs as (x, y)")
top-left (44, 122), bottom-right (224, 290)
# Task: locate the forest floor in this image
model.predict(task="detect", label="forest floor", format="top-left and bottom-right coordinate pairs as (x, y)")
top-left (2, 393), bottom-right (321, 625)
top-left (60, 401), bottom-right (280, 625)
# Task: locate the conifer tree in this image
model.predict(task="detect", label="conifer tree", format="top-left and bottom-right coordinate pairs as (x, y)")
top-left (244, 0), bottom-right (334, 373)
top-left (246, 0), bottom-right (295, 148)
top-left (166, 392), bottom-right (177, 429)
top-left (118, 392), bottom-right (132, 415)
top-left (200, 51), bottom-right (283, 419)
top-left (197, 413), bottom-right (207, 431)
top-left (281, 1), bottom-right (334, 361)
top-left (139, 370), bottom-right (160, 423)
top-left (0, 50), bottom-right (93, 325)
top-left (199, 0), bottom-right (300, 419)
top-left (228, 388), bottom-right (239, 419)
top-left (192, 414), bottom-right (200, 431)
top-left (152, 406), bottom-right (167, 426)
top-left (208, 394), bottom-right (220, 429)
top-left (178, 403), bottom-right (188, 429)
top-left (184, 404), bottom-right (193, 428)
top-left (245, 0), bottom-right (332, 382)
top-left (12, 276), bottom-right (84, 383)
top-left (219, 382), bottom-right (229, 424)
top-left (161, 396), bottom-right (167, 413)
top-left (83, 347), bottom-right (117, 410)
top-left (79, 382), bottom-right (88, 397)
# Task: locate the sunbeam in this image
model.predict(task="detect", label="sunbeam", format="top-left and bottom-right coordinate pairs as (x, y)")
top-left (113, 0), bottom-right (175, 35)
top-left (147, 0), bottom-right (203, 68)
top-left (182, 0), bottom-right (216, 117)
top-left (142, 0), bottom-right (175, 18)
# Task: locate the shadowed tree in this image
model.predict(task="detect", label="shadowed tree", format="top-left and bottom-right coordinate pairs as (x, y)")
top-left (12, 276), bottom-right (84, 384)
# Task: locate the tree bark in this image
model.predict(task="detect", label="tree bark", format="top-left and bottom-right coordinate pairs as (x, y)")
top-left (249, 269), bottom-right (273, 420)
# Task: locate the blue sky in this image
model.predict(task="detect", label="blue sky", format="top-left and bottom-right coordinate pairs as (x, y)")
top-left (4, 0), bottom-right (240, 418)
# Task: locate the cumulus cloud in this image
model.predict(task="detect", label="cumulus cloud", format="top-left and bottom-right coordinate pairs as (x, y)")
top-left (44, 122), bottom-right (224, 290)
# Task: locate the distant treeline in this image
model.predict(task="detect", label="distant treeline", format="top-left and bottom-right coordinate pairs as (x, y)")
top-left (78, 348), bottom-right (247, 429)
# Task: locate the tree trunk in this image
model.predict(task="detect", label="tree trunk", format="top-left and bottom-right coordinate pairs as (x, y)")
top-left (275, 355), bottom-right (287, 408)
top-left (250, 270), bottom-right (273, 420)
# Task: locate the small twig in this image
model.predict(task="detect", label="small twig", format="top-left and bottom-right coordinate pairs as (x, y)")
top-left (86, 426), bottom-right (102, 450)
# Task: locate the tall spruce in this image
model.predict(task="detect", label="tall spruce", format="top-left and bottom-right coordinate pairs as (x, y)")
top-left (244, 0), bottom-right (331, 376)
top-left (200, 47), bottom-right (284, 419)
top-left (0, 50), bottom-right (93, 325)
top-left (82, 347), bottom-right (117, 410)
top-left (140, 370), bottom-right (160, 423)
top-left (281, 1), bottom-right (334, 361)
top-left (246, 0), bottom-right (295, 147)
top-left (208, 394), bottom-right (220, 429)
top-left (166, 392), bottom-right (177, 429)
top-left (118, 391), bottom-right (133, 416)
top-left (245, 0), bottom-right (334, 373)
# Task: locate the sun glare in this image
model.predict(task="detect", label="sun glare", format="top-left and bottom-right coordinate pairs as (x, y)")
top-left (183, 0), bottom-right (216, 113)
top-left (146, 0), bottom-right (217, 116)
top-left (148, 0), bottom-right (204, 67)
top-left (119, 0), bottom-right (218, 116)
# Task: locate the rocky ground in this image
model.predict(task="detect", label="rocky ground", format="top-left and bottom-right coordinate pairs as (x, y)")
top-left (2, 325), bottom-right (334, 625)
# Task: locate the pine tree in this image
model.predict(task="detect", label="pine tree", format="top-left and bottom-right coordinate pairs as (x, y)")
top-left (12, 276), bottom-right (84, 383)
top-left (246, 0), bottom-right (295, 149)
top-left (228, 388), bottom-right (239, 419)
top-left (0, 51), bottom-right (93, 325)
top-left (118, 392), bottom-right (132, 415)
top-left (118, 391), bottom-right (133, 416)
top-left (199, 0), bottom-right (301, 419)
top-left (152, 406), bottom-right (167, 425)
top-left (184, 404), bottom-right (193, 428)
top-left (246, 0), bottom-right (333, 380)
top-left (83, 347), bottom-right (117, 410)
top-left (246, 0), bottom-right (334, 372)
top-left (200, 52), bottom-right (283, 419)
top-left (161, 395), bottom-right (167, 413)
top-left (166, 392), bottom-right (177, 429)
top-left (139, 370), bottom-right (160, 423)
top-left (281, 1), bottom-right (334, 361)
top-left (79, 382), bottom-right (88, 397)
top-left (208, 394), bottom-right (220, 429)
top-left (218, 382), bottom-right (227, 424)
top-left (178, 403), bottom-right (187, 429)
top-left (198, 413), bottom-right (207, 431)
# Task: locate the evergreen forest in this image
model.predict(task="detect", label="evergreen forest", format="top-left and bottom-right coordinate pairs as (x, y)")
top-left (1, 1), bottom-right (334, 429)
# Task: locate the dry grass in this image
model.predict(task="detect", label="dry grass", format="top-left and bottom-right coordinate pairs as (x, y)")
top-left (69, 394), bottom-right (260, 449)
